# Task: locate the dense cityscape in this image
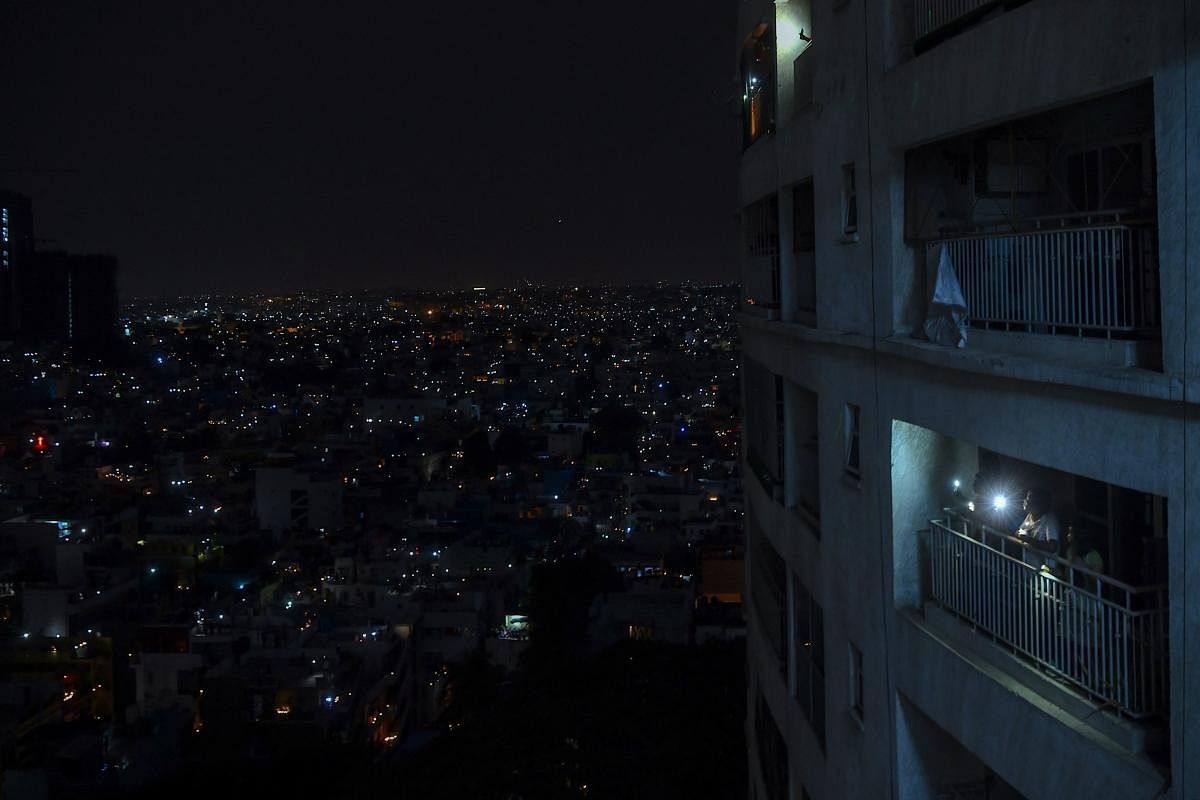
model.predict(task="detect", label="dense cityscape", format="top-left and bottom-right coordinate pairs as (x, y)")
top-left (0, 245), bottom-right (749, 796)
top-left (6, 1), bottom-right (1200, 799)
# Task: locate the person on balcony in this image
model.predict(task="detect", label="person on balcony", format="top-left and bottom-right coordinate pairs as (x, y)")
top-left (1015, 488), bottom-right (1060, 569)
top-left (1065, 525), bottom-right (1105, 594)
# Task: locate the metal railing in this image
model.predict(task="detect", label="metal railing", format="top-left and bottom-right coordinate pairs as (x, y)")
top-left (742, 254), bottom-right (780, 315)
top-left (927, 511), bottom-right (1168, 718)
top-left (746, 449), bottom-right (783, 503)
top-left (931, 223), bottom-right (1159, 338)
top-left (914, 0), bottom-right (998, 41)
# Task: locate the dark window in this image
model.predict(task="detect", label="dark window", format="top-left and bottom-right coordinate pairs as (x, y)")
top-left (751, 524), bottom-right (788, 675)
top-left (756, 691), bottom-right (789, 800)
top-left (844, 403), bottom-right (861, 477)
top-left (743, 195), bottom-right (781, 309)
top-left (793, 576), bottom-right (826, 750)
top-left (842, 163), bottom-right (857, 235)
top-left (775, 376), bottom-right (786, 481)
top-left (795, 386), bottom-right (820, 527)
top-left (848, 641), bottom-right (864, 721)
top-left (793, 180), bottom-right (818, 314)
top-left (793, 182), bottom-right (815, 253)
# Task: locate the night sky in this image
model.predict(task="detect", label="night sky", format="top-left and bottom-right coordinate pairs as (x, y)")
top-left (1, 2), bottom-right (739, 298)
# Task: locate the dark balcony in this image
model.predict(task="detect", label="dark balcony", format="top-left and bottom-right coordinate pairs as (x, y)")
top-left (905, 85), bottom-right (1160, 366)
top-left (913, 0), bottom-right (1033, 53)
top-left (742, 194), bottom-right (781, 318)
top-left (930, 217), bottom-right (1158, 339)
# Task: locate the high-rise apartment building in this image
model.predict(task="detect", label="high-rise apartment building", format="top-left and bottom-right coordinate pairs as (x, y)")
top-left (0, 192), bottom-right (118, 354)
top-left (738, 2), bottom-right (1196, 798)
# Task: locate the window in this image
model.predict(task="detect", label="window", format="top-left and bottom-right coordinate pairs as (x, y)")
top-left (743, 194), bottom-right (780, 310)
top-left (744, 359), bottom-right (783, 494)
top-left (848, 641), bottom-right (864, 721)
top-left (756, 691), bottom-right (789, 800)
top-left (843, 403), bottom-right (861, 477)
top-left (794, 386), bottom-right (820, 527)
top-left (793, 180), bottom-right (817, 314)
top-left (774, 376), bottom-right (786, 481)
top-left (793, 575), bottom-right (826, 750)
top-left (751, 524), bottom-right (788, 675)
top-left (793, 182), bottom-right (815, 253)
top-left (841, 163), bottom-right (858, 235)
top-left (628, 624), bottom-right (655, 640)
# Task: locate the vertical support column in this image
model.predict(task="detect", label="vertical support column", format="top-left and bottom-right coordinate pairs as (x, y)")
top-left (783, 379), bottom-right (801, 509)
top-left (779, 186), bottom-right (797, 322)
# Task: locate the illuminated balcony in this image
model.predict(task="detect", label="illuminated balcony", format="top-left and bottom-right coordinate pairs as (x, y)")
top-left (927, 508), bottom-right (1168, 719)
top-left (892, 419), bottom-right (1170, 763)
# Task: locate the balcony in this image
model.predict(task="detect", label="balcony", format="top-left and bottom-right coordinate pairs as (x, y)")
top-left (931, 218), bottom-right (1159, 339)
top-left (905, 85), bottom-right (1159, 366)
top-left (926, 508), bottom-right (1168, 720)
top-left (912, 0), bottom-right (1038, 53)
top-left (914, 0), bottom-right (998, 43)
top-left (742, 195), bottom-right (780, 318)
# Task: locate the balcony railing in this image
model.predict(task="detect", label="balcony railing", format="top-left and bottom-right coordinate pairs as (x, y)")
top-left (743, 254), bottom-right (780, 317)
top-left (914, 0), bottom-right (998, 42)
top-left (746, 449), bottom-right (783, 503)
top-left (927, 511), bottom-right (1168, 719)
top-left (930, 222), bottom-right (1159, 338)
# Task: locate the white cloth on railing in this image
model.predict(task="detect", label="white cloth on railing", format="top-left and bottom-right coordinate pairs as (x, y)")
top-left (923, 244), bottom-right (968, 348)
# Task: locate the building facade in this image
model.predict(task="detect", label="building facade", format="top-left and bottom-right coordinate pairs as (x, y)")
top-left (0, 191), bottom-right (34, 340)
top-left (24, 251), bottom-right (119, 354)
top-left (738, 1), bottom-right (1198, 798)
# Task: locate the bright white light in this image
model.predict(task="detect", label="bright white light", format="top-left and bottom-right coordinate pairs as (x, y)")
top-left (993, 495), bottom-right (1007, 510)
top-left (967, 501), bottom-right (976, 512)
top-left (952, 479), bottom-right (961, 490)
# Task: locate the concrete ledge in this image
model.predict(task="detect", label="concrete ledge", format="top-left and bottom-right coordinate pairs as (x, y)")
top-left (922, 602), bottom-right (1164, 754)
top-left (896, 608), bottom-right (1166, 800)
top-left (879, 335), bottom-right (1180, 404)
top-left (739, 312), bottom-right (1188, 403)
top-left (967, 328), bottom-right (1161, 370)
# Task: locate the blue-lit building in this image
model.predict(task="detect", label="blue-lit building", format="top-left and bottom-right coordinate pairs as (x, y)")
top-left (0, 191), bottom-right (33, 341)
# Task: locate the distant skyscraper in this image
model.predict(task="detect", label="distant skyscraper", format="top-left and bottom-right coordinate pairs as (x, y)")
top-left (0, 191), bottom-right (33, 340)
top-left (24, 251), bottom-right (119, 355)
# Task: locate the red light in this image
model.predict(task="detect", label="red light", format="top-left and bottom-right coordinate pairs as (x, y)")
top-left (33, 435), bottom-right (48, 453)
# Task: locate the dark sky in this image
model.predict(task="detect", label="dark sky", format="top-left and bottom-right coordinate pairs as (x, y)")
top-left (1, 2), bottom-right (739, 299)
